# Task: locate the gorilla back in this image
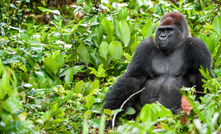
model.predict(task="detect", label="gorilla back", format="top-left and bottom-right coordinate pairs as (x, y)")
top-left (103, 11), bottom-right (213, 125)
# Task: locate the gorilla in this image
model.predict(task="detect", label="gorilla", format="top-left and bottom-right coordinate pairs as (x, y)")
top-left (103, 11), bottom-right (214, 126)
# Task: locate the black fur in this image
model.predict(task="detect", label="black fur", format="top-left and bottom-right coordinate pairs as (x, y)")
top-left (103, 12), bottom-right (213, 127)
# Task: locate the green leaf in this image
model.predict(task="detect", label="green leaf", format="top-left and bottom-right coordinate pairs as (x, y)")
top-left (44, 57), bottom-right (59, 78)
top-left (117, 7), bottom-right (128, 21)
top-left (92, 25), bottom-right (103, 47)
top-left (108, 41), bottom-right (123, 61)
top-left (91, 80), bottom-right (99, 90)
top-left (63, 91), bottom-right (74, 103)
top-left (77, 44), bottom-right (90, 65)
top-left (101, 19), bottom-right (114, 35)
top-left (21, 33), bottom-right (30, 43)
top-left (97, 64), bottom-right (107, 77)
top-left (86, 96), bottom-right (95, 108)
top-left (125, 107), bottom-right (136, 115)
top-left (99, 113), bottom-right (106, 134)
top-left (83, 117), bottom-right (88, 134)
top-left (74, 80), bottom-right (84, 94)
top-left (99, 41), bottom-right (109, 59)
top-left (0, 40), bottom-right (8, 47)
top-left (117, 20), bottom-right (130, 47)
top-left (77, 0), bottom-right (84, 6)
top-left (213, 16), bottom-right (221, 37)
top-left (65, 68), bottom-right (74, 83)
top-left (1, 70), bottom-right (9, 99)
top-left (38, 7), bottom-right (60, 15)
top-left (2, 98), bottom-right (22, 114)
top-left (0, 58), bottom-right (2, 76)
top-left (141, 20), bottom-right (153, 39)
top-left (38, 7), bottom-right (50, 12)
top-left (54, 52), bottom-right (65, 70)
top-left (68, 19), bottom-right (84, 40)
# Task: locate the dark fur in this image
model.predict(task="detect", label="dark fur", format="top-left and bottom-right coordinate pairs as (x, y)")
top-left (103, 12), bottom-right (213, 127)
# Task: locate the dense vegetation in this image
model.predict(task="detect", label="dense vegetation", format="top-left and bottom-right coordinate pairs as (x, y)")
top-left (0, 0), bottom-right (221, 133)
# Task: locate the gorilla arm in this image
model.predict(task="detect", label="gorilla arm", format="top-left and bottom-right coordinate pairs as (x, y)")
top-left (184, 37), bottom-right (214, 97)
top-left (103, 38), bottom-right (154, 111)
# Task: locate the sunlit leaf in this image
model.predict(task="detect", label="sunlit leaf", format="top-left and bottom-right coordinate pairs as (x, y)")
top-left (117, 20), bottom-right (130, 47)
top-left (117, 7), bottom-right (128, 21)
top-left (74, 80), bottom-right (84, 94)
top-left (99, 41), bottom-right (109, 59)
top-left (77, 44), bottom-right (90, 65)
top-left (213, 16), bottom-right (221, 37)
top-left (44, 56), bottom-right (59, 78)
top-left (141, 20), bottom-right (153, 39)
top-left (108, 41), bottom-right (123, 61)
top-left (86, 96), bottom-right (95, 108)
top-left (101, 19), bottom-right (114, 35)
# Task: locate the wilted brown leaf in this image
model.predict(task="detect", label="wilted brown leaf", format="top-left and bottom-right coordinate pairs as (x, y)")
top-left (181, 115), bottom-right (186, 125)
top-left (181, 95), bottom-right (193, 115)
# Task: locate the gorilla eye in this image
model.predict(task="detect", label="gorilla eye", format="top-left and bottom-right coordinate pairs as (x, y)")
top-left (166, 28), bottom-right (173, 33)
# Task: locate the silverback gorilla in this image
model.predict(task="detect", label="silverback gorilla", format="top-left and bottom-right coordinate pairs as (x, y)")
top-left (103, 11), bottom-right (213, 126)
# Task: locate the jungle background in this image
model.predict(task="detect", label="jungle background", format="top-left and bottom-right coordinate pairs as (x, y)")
top-left (0, 0), bottom-right (221, 133)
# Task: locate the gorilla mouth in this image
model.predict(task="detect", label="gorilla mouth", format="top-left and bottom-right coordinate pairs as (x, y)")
top-left (159, 43), bottom-right (169, 47)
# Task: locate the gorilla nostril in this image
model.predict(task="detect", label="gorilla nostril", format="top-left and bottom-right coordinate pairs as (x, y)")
top-left (159, 36), bottom-right (167, 41)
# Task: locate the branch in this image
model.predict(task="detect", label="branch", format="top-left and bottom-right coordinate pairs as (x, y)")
top-left (211, 4), bottom-right (220, 25)
top-left (111, 87), bottom-right (146, 131)
top-left (27, 91), bottom-right (57, 114)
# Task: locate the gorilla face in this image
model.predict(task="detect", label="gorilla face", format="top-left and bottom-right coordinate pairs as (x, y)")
top-left (155, 25), bottom-right (183, 54)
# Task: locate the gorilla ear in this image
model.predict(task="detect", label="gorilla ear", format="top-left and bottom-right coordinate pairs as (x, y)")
top-left (178, 24), bottom-right (183, 32)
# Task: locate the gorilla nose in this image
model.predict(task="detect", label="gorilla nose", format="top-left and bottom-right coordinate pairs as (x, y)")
top-left (159, 35), bottom-right (167, 41)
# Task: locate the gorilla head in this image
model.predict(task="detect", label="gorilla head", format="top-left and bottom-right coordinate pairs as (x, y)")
top-left (155, 12), bottom-right (191, 54)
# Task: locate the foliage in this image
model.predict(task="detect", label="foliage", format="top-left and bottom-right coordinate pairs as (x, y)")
top-left (0, 0), bottom-right (220, 133)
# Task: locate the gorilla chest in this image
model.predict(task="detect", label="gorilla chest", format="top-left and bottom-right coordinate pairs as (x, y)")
top-left (151, 48), bottom-right (184, 76)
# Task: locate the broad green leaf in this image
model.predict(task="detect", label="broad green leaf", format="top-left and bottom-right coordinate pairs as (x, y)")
top-left (112, 18), bottom-right (119, 36)
top-left (83, 117), bottom-right (88, 134)
top-left (86, 96), bottom-right (95, 108)
top-left (117, 7), bottom-right (128, 21)
top-left (77, 0), bottom-right (84, 6)
top-left (77, 44), bottom-right (90, 65)
top-left (141, 20), bottom-right (153, 39)
top-left (63, 91), bottom-right (74, 103)
top-left (99, 113), bottom-right (106, 134)
top-left (108, 41), bottom-right (123, 61)
top-left (125, 107), bottom-right (136, 115)
top-left (99, 41), bottom-right (109, 59)
top-left (83, 3), bottom-right (92, 14)
top-left (44, 57), bottom-right (59, 78)
top-left (0, 58), bottom-right (2, 75)
top-left (101, 19), bottom-right (113, 35)
top-left (118, 20), bottom-right (130, 47)
top-left (55, 53), bottom-right (65, 70)
top-left (72, 66), bottom-right (84, 75)
top-left (74, 80), bottom-right (84, 94)
top-left (213, 16), bottom-right (221, 37)
top-left (92, 25), bottom-right (103, 47)
top-left (1, 71), bottom-right (9, 99)
top-left (65, 68), bottom-right (74, 83)
top-left (2, 98), bottom-right (22, 113)
top-left (103, 109), bottom-right (112, 115)
top-left (91, 80), bottom-right (99, 90)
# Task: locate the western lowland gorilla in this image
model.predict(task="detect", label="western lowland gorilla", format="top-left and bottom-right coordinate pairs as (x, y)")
top-left (103, 11), bottom-right (214, 126)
